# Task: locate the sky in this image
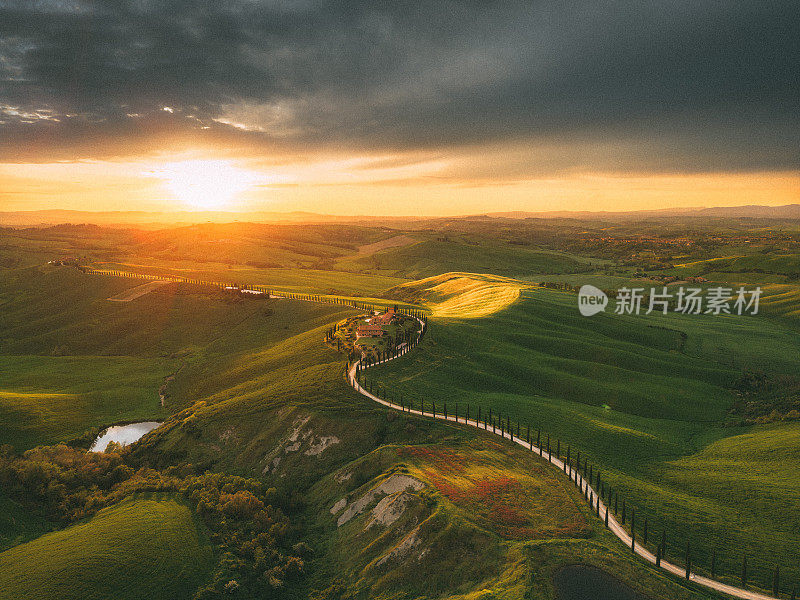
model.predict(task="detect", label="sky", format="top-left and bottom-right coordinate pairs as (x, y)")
top-left (0, 0), bottom-right (798, 215)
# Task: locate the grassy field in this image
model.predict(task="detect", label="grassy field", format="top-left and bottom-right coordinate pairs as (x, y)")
top-left (388, 272), bottom-right (527, 318)
top-left (0, 495), bottom-right (51, 551)
top-left (369, 286), bottom-right (800, 594)
top-left (0, 264), bottom-right (375, 450)
top-left (2, 221), bottom-right (796, 598)
top-left (0, 494), bottom-right (214, 600)
top-left (125, 281), bottom-right (723, 600)
top-left (666, 253), bottom-right (800, 282)
top-left (0, 258), bottom-right (727, 599)
top-left (0, 356), bottom-right (171, 450)
top-left (337, 237), bottom-right (593, 279)
top-left (94, 260), bottom-right (409, 297)
top-left (301, 433), bottom-right (725, 600)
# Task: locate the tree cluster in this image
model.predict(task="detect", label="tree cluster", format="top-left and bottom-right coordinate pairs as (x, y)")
top-left (0, 444), bottom-right (306, 599)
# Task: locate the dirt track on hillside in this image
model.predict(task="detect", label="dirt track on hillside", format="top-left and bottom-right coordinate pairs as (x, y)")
top-left (107, 280), bottom-right (170, 302)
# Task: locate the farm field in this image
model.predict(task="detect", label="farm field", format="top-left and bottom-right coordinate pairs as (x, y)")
top-left (369, 286), bottom-right (800, 594)
top-left (1, 220), bottom-right (797, 599)
top-left (94, 260), bottom-right (409, 297)
top-left (0, 494), bottom-right (214, 600)
top-left (0, 264), bottom-right (364, 449)
top-left (337, 236), bottom-right (595, 278)
top-left (134, 306), bottom-right (723, 600)
top-left (0, 495), bottom-right (51, 551)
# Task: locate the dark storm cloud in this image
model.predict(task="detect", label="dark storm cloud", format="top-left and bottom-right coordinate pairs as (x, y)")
top-left (0, 0), bottom-right (798, 170)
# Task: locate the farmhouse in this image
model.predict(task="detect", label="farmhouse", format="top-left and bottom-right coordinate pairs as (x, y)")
top-left (356, 323), bottom-right (385, 338)
top-left (371, 307), bottom-right (396, 326)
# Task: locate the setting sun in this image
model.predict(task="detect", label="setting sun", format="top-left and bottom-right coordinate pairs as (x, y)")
top-left (144, 159), bottom-right (261, 210)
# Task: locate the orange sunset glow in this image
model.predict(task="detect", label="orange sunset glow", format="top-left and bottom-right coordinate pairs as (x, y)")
top-left (1, 157), bottom-right (798, 216)
top-left (0, 0), bottom-right (797, 219)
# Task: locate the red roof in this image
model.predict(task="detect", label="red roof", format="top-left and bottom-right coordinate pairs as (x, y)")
top-left (357, 323), bottom-right (384, 337)
top-left (371, 308), bottom-right (395, 325)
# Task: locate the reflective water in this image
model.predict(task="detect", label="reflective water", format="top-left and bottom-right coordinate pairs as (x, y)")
top-left (89, 421), bottom-right (161, 452)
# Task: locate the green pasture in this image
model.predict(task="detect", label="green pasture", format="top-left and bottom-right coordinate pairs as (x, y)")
top-left (94, 260), bottom-right (407, 297)
top-left (338, 238), bottom-right (592, 278)
top-left (0, 494), bottom-right (214, 600)
top-left (369, 288), bottom-right (800, 594)
top-left (0, 355), bottom-right (171, 450)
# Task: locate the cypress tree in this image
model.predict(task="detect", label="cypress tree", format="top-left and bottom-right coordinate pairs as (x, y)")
top-left (443, 403), bottom-right (447, 419)
top-left (605, 507), bottom-right (609, 528)
top-left (710, 549), bottom-right (716, 579)
top-left (477, 406), bottom-right (481, 426)
top-left (614, 492), bottom-right (618, 515)
top-left (643, 517), bottom-right (648, 545)
top-left (685, 542), bottom-right (691, 580)
top-left (556, 440), bottom-right (560, 459)
top-left (773, 565), bottom-right (779, 596)
top-left (621, 499), bottom-right (626, 524)
top-left (537, 429), bottom-right (541, 450)
top-left (526, 424), bottom-right (530, 445)
top-left (631, 510), bottom-right (636, 552)
top-left (741, 556), bottom-right (747, 587)
top-left (656, 543), bottom-right (661, 567)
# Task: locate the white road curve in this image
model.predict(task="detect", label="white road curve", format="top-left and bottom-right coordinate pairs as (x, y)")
top-left (348, 317), bottom-right (781, 600)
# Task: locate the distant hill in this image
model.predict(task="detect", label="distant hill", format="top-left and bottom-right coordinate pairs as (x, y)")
top-left (485, 204), bottom-right (800, 220)
top-left (1, 204), bottom-right (799, 227)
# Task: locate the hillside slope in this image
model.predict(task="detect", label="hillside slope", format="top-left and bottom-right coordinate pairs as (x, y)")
top-left (388, 272), bottom-right (527, 318)
top-left (0, 495), bottom-right (214, 600)
top-left (370, 287), bottom-right (800, 593)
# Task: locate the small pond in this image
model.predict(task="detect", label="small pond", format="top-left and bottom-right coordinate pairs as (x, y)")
top-left (554, 565), bottom-right (649, 600)
top-left (89, 421), bottom-right (162, 452)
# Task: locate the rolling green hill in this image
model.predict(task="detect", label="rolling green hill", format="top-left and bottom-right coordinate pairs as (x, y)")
top-left (0, 264), bottom-right (362, 450)
top-left (0, 495), bottom-right (51, 551)
top-left (0, 494), bottom-right (214, 600)
top-left (337, 237), bottom-right (592, 279)
top-left (369, 285), bottom-right (800, 593)
top-left (1, 224), bottom-right (791, 599)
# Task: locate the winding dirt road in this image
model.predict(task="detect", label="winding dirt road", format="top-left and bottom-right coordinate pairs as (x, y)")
top-left (84, 266), bottom-right (783, 600)
top-left (347, 317), bottom-right (781, 600)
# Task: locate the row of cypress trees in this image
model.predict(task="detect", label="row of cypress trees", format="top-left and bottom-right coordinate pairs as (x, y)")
top-left (83, 267), bottom-right (429, 317)
top-left (351, 337), bottom-right (794, 599)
